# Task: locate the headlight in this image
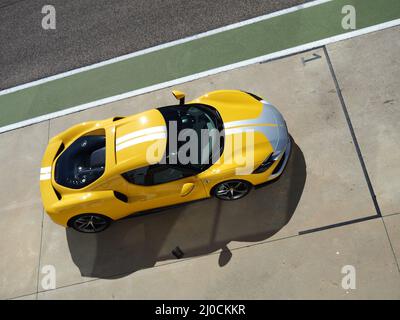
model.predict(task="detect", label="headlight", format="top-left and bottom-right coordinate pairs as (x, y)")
top-left (253, 151), bottom-right (282, 174)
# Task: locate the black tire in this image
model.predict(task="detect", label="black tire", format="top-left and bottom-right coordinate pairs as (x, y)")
top-left (69, 213), bottom-right (111, 233)
top-left (212, 180), bottom-right (252, 201)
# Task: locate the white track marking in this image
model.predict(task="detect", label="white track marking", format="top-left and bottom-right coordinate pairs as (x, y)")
top-left (0, 0), bottom-right (331, 97)
top-left (1, 18), bottom-right (400, 134)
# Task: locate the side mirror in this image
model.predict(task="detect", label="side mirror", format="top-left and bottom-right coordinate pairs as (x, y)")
top-left (172, 90), bottom-right (185, 105)
top-left (180, 183), bottom-right (194, 197)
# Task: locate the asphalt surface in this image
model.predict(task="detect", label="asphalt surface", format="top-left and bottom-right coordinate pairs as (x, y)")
top-left (0, 0), bottom-right (312, 90)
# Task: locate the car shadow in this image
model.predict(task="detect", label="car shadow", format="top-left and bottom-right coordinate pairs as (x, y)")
top-left (67, 139), bottom-right (306, 279)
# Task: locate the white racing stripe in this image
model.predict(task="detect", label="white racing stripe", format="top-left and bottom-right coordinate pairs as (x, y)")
top-left (40, 166), bottom-right (51, 174)
top-left (225, 127), bottom-right (256, 135)
top-left (40, 167), bottom-right (52, 181)
top-left (224, 122), bottom-right (277, 129)
top-left (40, 173), bottom-right (52, 181)
top-left (116, 126), bottom-right (166, 145)
top-left (116, 132), bottom-right (167, 152)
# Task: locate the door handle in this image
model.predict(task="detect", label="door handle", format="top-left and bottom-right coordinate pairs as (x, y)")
top-left (180, 183), bottom-right (195, 196)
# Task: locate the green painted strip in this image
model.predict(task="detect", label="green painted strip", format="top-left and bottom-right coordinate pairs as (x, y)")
top-left (1, 0), bottom-right (399, 127)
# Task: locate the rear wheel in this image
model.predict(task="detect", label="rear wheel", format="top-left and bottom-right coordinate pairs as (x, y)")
top-left (69, 214), bottom-right (111, 233)
top-left (213, 180), bottom-right (252, 201)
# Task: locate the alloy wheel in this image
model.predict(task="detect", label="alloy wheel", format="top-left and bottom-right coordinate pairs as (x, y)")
top-left (214, 180), bottom-right (251, 200)
top-left (72, 214), bottom-right (110, 233)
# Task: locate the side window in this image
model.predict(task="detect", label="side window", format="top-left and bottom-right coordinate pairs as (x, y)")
top-left (152, 166), bottom-right (188, 185)
top-left (122, 165), bottom-right (195, 186)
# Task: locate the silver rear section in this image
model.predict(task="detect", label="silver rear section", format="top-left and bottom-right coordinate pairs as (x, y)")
top-left (223, 101), bottom-right (291, 179)
top-left (260, 101), bottom-right (289, 156)
top-left (223, 101), bottom-right (289, 155)
top-left (260, 101), bottom-right (291, 180)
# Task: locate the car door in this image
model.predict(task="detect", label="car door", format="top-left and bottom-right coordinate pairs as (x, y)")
top-left (123, 164), bottom-right (208, 212)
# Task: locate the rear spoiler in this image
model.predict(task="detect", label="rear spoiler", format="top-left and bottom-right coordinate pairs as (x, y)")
top-left (40, 138), bottom-right (64, 210)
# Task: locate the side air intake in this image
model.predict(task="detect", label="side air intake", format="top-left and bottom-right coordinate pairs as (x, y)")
top-left (114, 191), bottom-right (128, 203)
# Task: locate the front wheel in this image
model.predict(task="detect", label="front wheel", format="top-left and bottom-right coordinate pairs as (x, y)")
top-left (69, 214), bottom-right (111, 233)
top-left (213, 180), bottom-right (252, 201)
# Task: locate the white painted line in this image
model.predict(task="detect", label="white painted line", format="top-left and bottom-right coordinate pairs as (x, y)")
top-left (1, 18), bottom-right (400, 135)
top-left (0, 0), bottom-right (331, 96)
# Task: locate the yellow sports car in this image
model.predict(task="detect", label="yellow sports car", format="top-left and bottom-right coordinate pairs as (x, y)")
top-left (40, 90), bottom-right (291, 233)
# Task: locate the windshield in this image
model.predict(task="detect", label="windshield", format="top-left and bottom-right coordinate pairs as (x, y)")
top-left (55, 134), bottom-right (106, 189)
top-left (158, 104), bottom-right (224, 171)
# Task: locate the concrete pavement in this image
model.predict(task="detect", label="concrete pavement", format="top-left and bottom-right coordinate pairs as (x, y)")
top-left (2, 26), bottom-right (400, 299)
top-left (37, 219), bottom-right (400, 299)
top-left (0, 123), bottom-right (48, 299)
top-left (328, 29), bottom-right (400, 216)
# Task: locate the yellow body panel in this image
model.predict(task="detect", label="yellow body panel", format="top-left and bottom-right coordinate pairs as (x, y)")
top-left (190, 90), bottom-right (263, 122)
top-left (40, 90), bottom-right (287, 227)
top-left (115, 109), bottom-right (167, 168)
